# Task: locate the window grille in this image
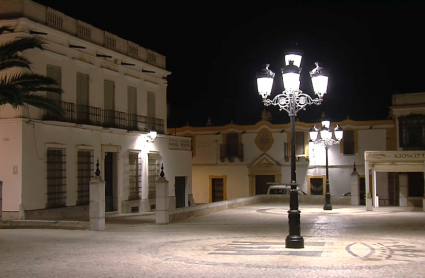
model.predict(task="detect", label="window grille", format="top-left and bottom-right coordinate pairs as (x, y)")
top-left (46, 148), bottom-right (66, 208)
top-left (105, 34), bottom-right (117, 49)
top-left (77, 150), bottom-right (93, 205)
top-left (148, 156), bottom-right (160, 199)
top-left (310, 178), bottom-right (323, 195)
top-left (128, 44), bottom-right (138, 58)
top-left (147, 51), bottom-right (156, 64)
top-left (129, 153), bottom-right (141, 200)
top-left (399, 114), bottom-right (425, 150)
top-left (343, 130), bottom-right (355, 154)
top-left (47, 9), bottom-right (63, 28)
top-left (77, 22), bottom-right (91, 39)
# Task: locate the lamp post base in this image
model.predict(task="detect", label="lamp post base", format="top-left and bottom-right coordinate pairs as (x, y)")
top-left (323, 203), bottom-right (333, 210)
top-left (324, 192), bottom-right (332, 210)
top-left (286, 235), bottom-right (304, 248)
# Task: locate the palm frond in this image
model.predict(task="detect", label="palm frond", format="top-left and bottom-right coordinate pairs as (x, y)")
top-left (0, 26), bottom-right (13, 36)
top-left (3, 72), bottom-right (60, 87)
top-left (0, 57), bottom-right (32, 71)
top-left (0, 85), bottom-right (24, 107)
top-left (0, 37), bottom-right (45, 60)
top-left (21, 94), bottom-right (64, 118)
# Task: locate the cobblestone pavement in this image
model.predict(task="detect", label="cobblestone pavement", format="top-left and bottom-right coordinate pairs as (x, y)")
top-left (1, 204), bottom-right (424, 278)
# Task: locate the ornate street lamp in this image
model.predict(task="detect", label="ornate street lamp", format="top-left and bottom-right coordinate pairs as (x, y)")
top-left (310, 121), bottom-right (343, 210)
top-left (256, 50), bottom-right (329, 249)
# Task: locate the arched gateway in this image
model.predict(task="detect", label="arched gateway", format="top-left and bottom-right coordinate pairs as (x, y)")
top-left (364, 151), bottom-right (425, 211)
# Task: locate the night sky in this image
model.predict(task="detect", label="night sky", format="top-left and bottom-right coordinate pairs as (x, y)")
top-left (32, 1), bottom-right (425, 127)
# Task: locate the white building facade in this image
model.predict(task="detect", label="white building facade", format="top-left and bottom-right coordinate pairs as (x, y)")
top-left (170, 116), bottom-right (396, 206)
top-left (0, 1), bottom-right (192, 220)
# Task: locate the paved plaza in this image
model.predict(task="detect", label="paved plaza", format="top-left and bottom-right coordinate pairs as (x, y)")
top-left (1, 203), bottom-right (425, 278)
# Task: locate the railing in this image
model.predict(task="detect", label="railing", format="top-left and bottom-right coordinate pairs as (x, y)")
top-left (220, 144), bottom-right (244, 162)
top-left (43, 104), bottom-right (164, 134)
top-left (42, 100), bottom-right (75, 122)
top-left (0, 1), bottom-right (166, 69)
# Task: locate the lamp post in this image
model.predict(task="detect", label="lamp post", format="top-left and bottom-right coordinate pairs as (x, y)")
top-left (309, 121), bottom-right (343, 210)
top-left (256, 50), bottom-right (329, 249)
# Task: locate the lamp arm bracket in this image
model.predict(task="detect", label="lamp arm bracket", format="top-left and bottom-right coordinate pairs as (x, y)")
top-left (262, 90), bottom-right (323, 115)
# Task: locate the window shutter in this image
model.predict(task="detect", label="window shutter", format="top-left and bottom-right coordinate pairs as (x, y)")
top-left (104, 80), bottom-right (115, 110)
top-left (46, 65), bottom-right (61, 101)
top-left (128, 86), bottom-right (137, 115)
top-left (76, 73), bottom-right (89, 106)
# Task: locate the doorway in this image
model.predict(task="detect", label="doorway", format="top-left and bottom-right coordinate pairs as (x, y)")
top-left (104, 152), bottom-right (116, 212)
top-left (211, 178), bottom-right (224, 202)
top-left (255, 175), bottom-right (275, 195)
top-left (175, 177), bottom-right (186, 208)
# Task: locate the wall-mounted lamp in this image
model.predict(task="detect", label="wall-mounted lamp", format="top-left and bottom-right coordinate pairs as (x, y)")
top-left (146, 127), bottom-right (157, 142)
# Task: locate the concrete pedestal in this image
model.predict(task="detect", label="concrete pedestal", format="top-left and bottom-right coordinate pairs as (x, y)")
top-left (169, 196), bottom-right (176, 210)
top-left (366, 198), bottom-right (373, 211)
top-left (90, 177), bottom-right (105, 231)
top-left (156, 177), bottom-right (169, 224)
top-left (0, 180), bottom-right (2, 220)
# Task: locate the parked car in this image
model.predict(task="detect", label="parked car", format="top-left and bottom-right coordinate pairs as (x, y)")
top-left (267, 184), bottom-right (308, 195)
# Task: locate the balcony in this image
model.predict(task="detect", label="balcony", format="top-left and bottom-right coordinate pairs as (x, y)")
top-left (43, 101), bottom-right (164, 134)
top-left (220, 144), bottom-right (244, 162)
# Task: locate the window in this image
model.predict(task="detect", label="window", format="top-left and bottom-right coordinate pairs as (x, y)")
top-left (408, 172), bottom-right (424, 197)
top-left (104, 80), bottom-right (115, 125)
top-left (77, 150), bottom-right (93, 205)
top-left (76, 73), bottom-right (89, 122)
top-left (310, 178), bottom-right (324, 195)
top-left (46, 65), bottom-right (61, 101)
top-left (148, 154), bottom-right (161, 201)
top-left (129, 152), bottom-right (141, 200)
top-left (399, 114), bottom-right (425, 150)
top-left (46, 148), bottom-right (66, 208)
top-left (104, 80), bottom-right (115, 111)
top-left (295, 131), bottom-right (305, 156)
top-left (147, 91), bottom-right (156, 131)
top-left (226, 133), bottom-right (239, 157)
top-left (343, 130), bottom-right (355, 155)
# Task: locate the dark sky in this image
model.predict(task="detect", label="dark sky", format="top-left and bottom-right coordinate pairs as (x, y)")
top-left (33, 1), bottom-right (425, 127)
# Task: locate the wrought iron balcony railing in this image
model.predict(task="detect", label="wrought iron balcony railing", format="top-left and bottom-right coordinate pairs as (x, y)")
top-left (43, 102), bottom-right (164, 134)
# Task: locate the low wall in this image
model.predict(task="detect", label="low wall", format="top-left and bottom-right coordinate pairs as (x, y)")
top-left (169, 194), bottom-right (351, 223)
top-left (24, 205), bottom-right (89, 220)
top-left (169, 195), bottom-right (267, 223)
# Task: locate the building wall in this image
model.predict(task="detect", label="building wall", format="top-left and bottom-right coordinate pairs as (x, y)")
top-left (171, 119), bottom-right (394, 204)
top-left (0, 2), bottom-right (192, 219)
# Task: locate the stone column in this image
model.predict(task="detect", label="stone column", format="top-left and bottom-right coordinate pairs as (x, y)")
top-left (156, 164), bottom-right (169, 224)
top-left (188, 194), bottom-right (196, 206)
top-left (90, 160), bottom-right (105, 231)
top-left (0, 180), bottom-right (2, 220)
top-left (90, 176), bottom-right (105, 231)
top-left (399, 173), bottom-right (408, 207)
top-left (350, 163), bottom-right (360, 205)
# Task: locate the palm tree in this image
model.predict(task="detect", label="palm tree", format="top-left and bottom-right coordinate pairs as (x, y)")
top-left (0, 26), bottom-right (64, 117)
